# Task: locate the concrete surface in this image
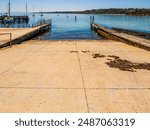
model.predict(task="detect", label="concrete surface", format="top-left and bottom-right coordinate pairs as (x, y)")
top-left (0, 40), bottom-right (150, 113)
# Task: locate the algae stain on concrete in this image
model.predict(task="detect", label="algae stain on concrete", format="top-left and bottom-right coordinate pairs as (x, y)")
top-left (106, 55), bottom-right (150, 72)
top-left (70, 51), bottom-right (78, 53)
top-left (92, 53), bottom-right (106, 58)
top-left (81, 50), bottom-right (90, 53)
top-left (91, 53), bottom-right (150, 72)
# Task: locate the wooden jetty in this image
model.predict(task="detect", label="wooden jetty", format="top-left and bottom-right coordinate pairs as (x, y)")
top-left (0, 23), bottom-right (51, 48)
top-left (91, 23), bottom-right (150, 51)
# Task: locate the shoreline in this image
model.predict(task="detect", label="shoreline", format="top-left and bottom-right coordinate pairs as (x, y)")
top-left (34, 12), bottom-right (150, 16)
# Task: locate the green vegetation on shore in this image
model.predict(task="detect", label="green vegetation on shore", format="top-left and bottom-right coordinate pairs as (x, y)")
top-left (38, 8), bottom-right (150, 16)
top-left (81, 8), bottom-right (150, 16)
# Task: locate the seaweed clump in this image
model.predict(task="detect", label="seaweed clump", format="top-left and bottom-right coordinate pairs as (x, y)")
top-left (106, 55), bottom-right (150, 72)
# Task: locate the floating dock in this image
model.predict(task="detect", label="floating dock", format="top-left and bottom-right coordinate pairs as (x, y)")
top-left (91, 23), bottom-right (150, 51)
top-left (0, 23), bottom-right (51, 48)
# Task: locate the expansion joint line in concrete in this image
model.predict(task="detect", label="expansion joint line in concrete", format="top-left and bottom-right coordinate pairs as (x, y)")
top-left (75, 42), bottom-right (90, 113)
top-left (0, 87), bottom-right (150, 90)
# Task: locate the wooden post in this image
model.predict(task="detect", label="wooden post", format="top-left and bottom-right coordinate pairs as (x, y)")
top-left (90, 16), bottom-right (92, 23)
top-left (93, 16), bottom-right (95, 23)
top-left (10, 33), bottom-right (12, 47)
top-left (75, 16), bottom-right (77, 21)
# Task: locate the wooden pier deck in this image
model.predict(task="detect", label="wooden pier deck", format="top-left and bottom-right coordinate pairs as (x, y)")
top-left (0, 24), bottom-right (50, 48)
top-left (0, 40), bottom-right (150, 113)
top-left (92, 23), bottom-right (150, 51)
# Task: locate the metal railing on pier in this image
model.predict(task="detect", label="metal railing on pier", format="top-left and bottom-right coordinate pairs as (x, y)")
top-left (33, 19), bottom-right (52, 27)
top-left (0, 19), bottom-right (52, 29)
top-left (0, 33), bottom-right (12, 47)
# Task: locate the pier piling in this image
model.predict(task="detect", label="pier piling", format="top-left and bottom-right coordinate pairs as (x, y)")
top-left (75, 16), bottom-right (77, 21)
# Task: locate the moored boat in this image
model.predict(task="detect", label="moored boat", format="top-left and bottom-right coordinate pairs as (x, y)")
top-left (3, 16), bottom-right (14, 23)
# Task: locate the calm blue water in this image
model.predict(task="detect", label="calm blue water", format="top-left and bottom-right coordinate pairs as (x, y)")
top-left (94, 14), bottom-right (150, 34)
top-left (1, 13), bottom-right (150, 40)
top-left (33, 14), bottom-right (100, 40)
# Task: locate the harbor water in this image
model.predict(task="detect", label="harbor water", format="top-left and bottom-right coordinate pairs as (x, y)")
top-left (0, 13), bottom-right (150, 40)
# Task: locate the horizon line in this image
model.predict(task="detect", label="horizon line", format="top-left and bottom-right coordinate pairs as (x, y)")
top-left (1, 7), bottom-right (150, 13)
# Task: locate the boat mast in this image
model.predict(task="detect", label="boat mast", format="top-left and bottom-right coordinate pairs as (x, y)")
top-left (8, 0), bottom-right (10, 16)
top-left (33, 5), bottom-right (34, 14)
top-left (26, 2), bottom-right (28, 16)
top-left (32, 5), bottom-right (35, 17)
top-left (41, 5), bottom-right (43, 16)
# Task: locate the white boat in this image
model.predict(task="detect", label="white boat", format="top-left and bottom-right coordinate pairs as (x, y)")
top-left (3, 0), bottom-right (14, 23)
top-left (4, 17), bottom-right (14, 23)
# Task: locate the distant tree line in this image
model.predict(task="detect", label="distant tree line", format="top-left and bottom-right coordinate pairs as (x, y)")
top-left (36, 8), bottom-right (150, 16)
top-left (81, 8), bottom-right (150, 16)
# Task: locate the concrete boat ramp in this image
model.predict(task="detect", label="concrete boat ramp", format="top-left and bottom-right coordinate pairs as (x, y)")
top-left (0, 39), bottom-right (150, 112)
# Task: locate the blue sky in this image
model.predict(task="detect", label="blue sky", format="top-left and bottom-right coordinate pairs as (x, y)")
top-left (0, 0), bottom-right (150, 12)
